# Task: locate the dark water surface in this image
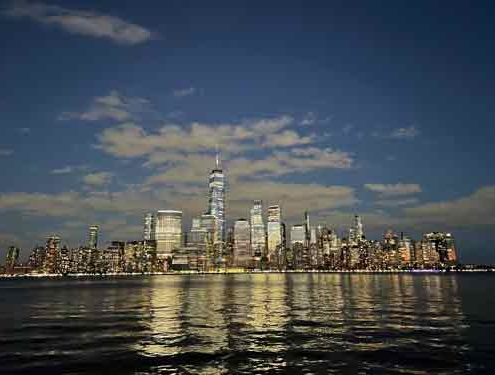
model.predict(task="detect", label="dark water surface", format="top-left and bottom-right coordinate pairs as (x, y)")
top-left (1, 273), bottom-right (494, 374)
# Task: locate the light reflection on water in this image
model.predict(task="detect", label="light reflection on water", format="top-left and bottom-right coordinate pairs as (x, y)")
top-left (0, 274), bottom-right (494, 374)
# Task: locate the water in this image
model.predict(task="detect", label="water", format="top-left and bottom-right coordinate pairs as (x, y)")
top-left (0, 273), bottom-right (494, 374)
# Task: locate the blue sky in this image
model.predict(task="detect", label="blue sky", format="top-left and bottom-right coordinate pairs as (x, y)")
top-left (1, 0), bottom-right (495, 263)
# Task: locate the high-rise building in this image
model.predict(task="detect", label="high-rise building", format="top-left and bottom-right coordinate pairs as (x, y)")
top-left (28, 245), bottom-right (46, 271)
top-left (290, 224), bottom-right (305, 246)
top-left (349, 215), bottom-right (364, 244)
top-left (250, 200), bottom-right (266, 257)
top-left (143, 213), bottom-right (155, 241)
top-left (88, 225), bottom-right (99, 249)
top-left (5, 246), bottom-right (20, 272)
top-left (267, 205), bottom-right (282, 256)
top-left (304, 211), bottom-right (311, 246)
top-left (207, 154), bottom-right (225, 243)
top-left (234, 218), bottom-right (251, 267)
top-left (43, 236), bottom-right (61, 273)
top-left (155, 210), bottom-right (183, 259)
top-left (189, 217), bottom-right (207, 248)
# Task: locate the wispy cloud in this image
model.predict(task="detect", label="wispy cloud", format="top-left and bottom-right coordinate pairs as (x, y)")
top-left (375, 197), bottom-right (419, 207)
top-left (173, 87), bottom-right (196, 98)
top-left (0, 149), bottom-right (14, 156)
top-left (364, 183), bottom-right (422, 196)
top-left (390, 125), bottom-right (420, 139)
top-left (51, 166), bottom-right (73, 174)
top-left (59, 90), bottom-right (149, 122)
top-left (301, 112), bottom-right (316, 126)
top-left (3, 0), bottom-right (155, 45)
top-left (18, 127), bottom-right (30, 134)
top-left (404, 186), bottom-right (495, 227)
top-left (82, 172), bottom-right (113, 187)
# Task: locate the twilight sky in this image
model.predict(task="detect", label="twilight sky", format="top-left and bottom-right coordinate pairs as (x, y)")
top-left (1, 0), bottom-right (495, 263)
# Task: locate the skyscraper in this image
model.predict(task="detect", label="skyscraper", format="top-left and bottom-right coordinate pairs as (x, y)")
top-left (349, 215), bottom-right (364, 244)
top-left (43, 236), bottom-right (61, 274)
top-left (5, 246), bottom-right (20, 272)
top-left (250, 200), bottom-right (266, 257)
top-left (267, 205), bottom-right (282, 256)
top-left (234, 218), bottom-right (251, 267)
top-left (155, 210), bottom-right (182, 259)
top-left (143, 213), bottom-right (155, 241)
top-left (207, 154), bottom-right (225, 243)
top-left (290, 225), bottom-right (306, 245)
top-left (88, 225), bottom-right (99, 249)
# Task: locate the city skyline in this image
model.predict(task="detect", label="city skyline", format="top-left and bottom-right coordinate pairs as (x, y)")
top-left (2, 156), bottom-right (462, 274)
top-left (1, 1), bottom-right (495, 263)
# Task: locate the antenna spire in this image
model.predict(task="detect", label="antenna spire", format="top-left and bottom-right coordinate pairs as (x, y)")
top-left (215, 145), bottom-right (221, 169)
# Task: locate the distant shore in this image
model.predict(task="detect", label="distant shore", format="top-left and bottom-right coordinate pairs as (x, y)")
top-left (1, 268), bottom-right (494, 279)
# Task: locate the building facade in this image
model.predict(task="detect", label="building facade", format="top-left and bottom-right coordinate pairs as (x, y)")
top-left (207, 155), bottom-right (225, 243)
top-left (155, 210), bottom-right (183, 260)
top-left (250, 200), bottom-right (266, 257)
top-left (234, 219), bottom-right (251, 267)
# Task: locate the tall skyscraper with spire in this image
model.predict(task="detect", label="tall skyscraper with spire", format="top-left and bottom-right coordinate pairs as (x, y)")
top-left (207, 152), bottom-right (225, 243)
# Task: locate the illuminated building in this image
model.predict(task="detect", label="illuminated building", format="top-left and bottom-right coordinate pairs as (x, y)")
top-left (188, 217), bottom-right (208, 255)
top-left (207, 153), bottom-right (225, 243)
top-left (88, 225), bottom-right (99, 249)
top-left (349, 215), bottom-right (364, 244)
top-left (43, 236), bottom-right (61, 273)
top-left (267, 205), bottom-right (282, 259)
top-left (398, 233), bottom-right (414, 266)
top-left (234, 218), bottom-right (251, 267)
top-left (422, 232), bottom-right (458, 266)
top-left (143, 213), bottom-right (155, 241)
top-left (59, 245), bottom-right (71, 275)
top-left (250, 200), bottom-right (266, 257)
top-left (155, 210), bottom-right (183, 260)
top-left (290, 224), bottom-right (305, 246)
top-left (28, 246), bottom-right (46, 271)
top-left (5, 246), bottom-right (20, 273)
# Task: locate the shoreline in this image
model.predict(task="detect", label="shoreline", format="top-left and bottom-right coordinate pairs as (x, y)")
top-left (1, 268), bottom-right (494, 279)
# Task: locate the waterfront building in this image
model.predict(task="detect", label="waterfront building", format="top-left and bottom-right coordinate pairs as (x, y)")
top-left (43, 236), bottom-right (61, 274)
top-left (398, 234), bottom-right (414, 267)
top-left (207, 154), bottom-right (225, 243)
top-left (290, 224), bottom-right (305, 246)
top-left (234, 218), bottom-right (251, 267)
top-left (5, 246), bottom-right (20, 273)
top-left (171, 246), bottom-right (207, 271)
top-left (267, 205), bottom-right (282, 259)
top-left (59, 245), bottom-right (71, 275)
top-left (349, 215), bottom-right (364, 244)
top-left (143, 213), bottom-right (155, 241)
top-left (28, 246), bottom-right (46, 271)
top-left (88, 225), bottom-right (99, 249)
top-left (155, 210), bottom-right (183, 260)
top-left (250, 200), bottom-right (266, 257)
top-left (423, 232), bottom-right (458, 266)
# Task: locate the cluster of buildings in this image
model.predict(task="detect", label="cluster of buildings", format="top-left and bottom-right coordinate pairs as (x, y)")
top-left (1, 156), bottom-right (459, 275)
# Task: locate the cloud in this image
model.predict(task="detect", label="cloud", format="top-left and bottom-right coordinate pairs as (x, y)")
top-left (4, 0), bottom-right (155, 45)
top-left (59, 90), bottom-right (149, 122)
top-left (95, 115), bottom-right (303, 157)
top-left (0, 149), bottom-right (14, 156)
top-left (364, 183), bottom-right (422, 196)
top-left (51, 166), bottom-right (73, 174)
top-left (301, 112), bottom-right (316, 126)
top-left (390, 125), bottom-right (420, 139)
top-left (404, 186), bottom-right (495, 227)
top-left (18, 127), bottom-right (30, 134)
top-left (173, 87), bottom-right (196, 98)
top-left (144, 147), bottom-right (352, 186)
top-left (375, 197), bottom-right (420, 207)
top-left (82, 172), bottom-right (112, 187)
